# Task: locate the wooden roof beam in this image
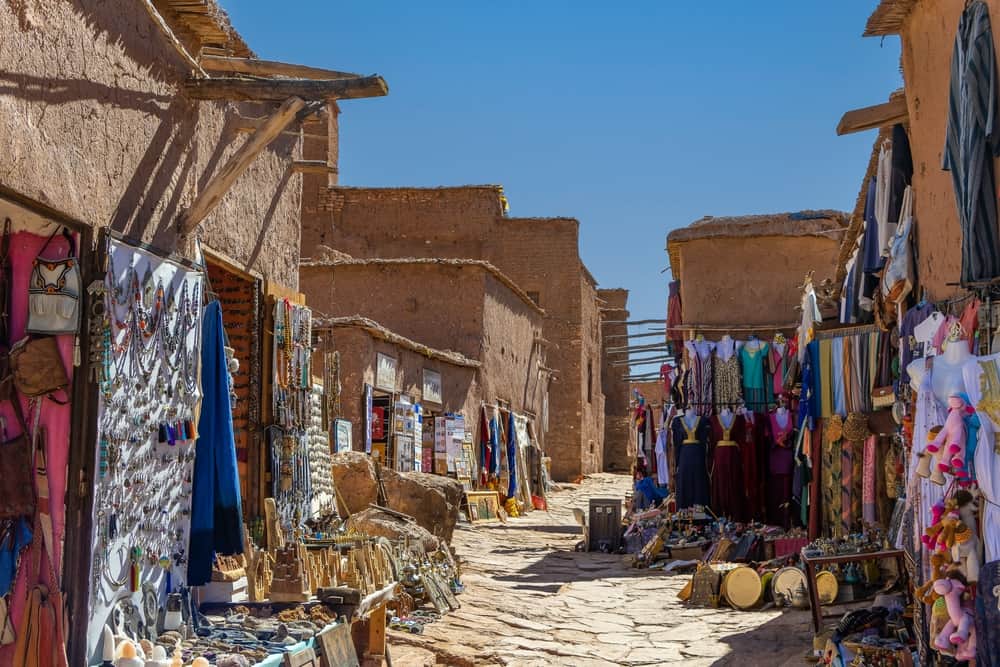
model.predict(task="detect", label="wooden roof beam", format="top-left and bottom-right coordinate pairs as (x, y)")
top-left (178, 96), bottom-right (306, 236)
top-left (200, 55), bottom-right (362, 81)
top-left (184, 76), bottom-right (389, 102)
top-left (837, 96), bottom-right (908, 136)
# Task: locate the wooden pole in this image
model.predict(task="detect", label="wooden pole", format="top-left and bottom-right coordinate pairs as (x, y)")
top-left (604, 330), bottom-right (666, 341)
top-left (606, 342), bottom-right (670, 354)
top-left (178, 96), bottom-right (306, 235)
top-left (601, 319), bottom-right (664, 326)
top-left (184, 76), bottom-right (388, 102)
top-left (200, 55), bottom-right (361, 80)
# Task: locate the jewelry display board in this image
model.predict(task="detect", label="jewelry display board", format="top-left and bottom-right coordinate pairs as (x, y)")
top-left (86, 238), bottom-right (204, 660)
top-left (308, 382), bottom-right (334, 518)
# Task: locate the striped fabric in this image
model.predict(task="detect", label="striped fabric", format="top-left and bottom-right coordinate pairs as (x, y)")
top-left (944, 0), bottom-right (1000, 284)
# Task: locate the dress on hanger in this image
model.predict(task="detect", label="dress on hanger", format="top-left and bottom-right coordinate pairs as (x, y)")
top-left (672, 415), bottom-right (711, 509)
top-left (655, 405), bottom-right (674, 487)
top-left (740, 411), bottom-right (765, 522)
top-left (685, 340), bottom-right (715, 416)
top-left (741, 341), bottom-right (770, 412)
top-left (713, 340), bottom-right (743, 410)
top-left (767, 410), bottom-right (796, 529)
top-left (709, 414), bottom-right (746, 520)
top-left (768, 343), bottom-right (787, 398)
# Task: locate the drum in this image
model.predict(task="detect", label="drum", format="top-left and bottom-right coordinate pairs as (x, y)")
top-left (771, 566), bottom-right (806, 606)
top-left (816, 570), bottom-right (839, 605)
top-left (721, 566), bottom-right (762, 610)
top-left (759, 569), bottom-right (777, 602)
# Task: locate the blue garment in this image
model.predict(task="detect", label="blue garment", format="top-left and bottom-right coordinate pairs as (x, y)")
top-left (963, 407), bottom-right (981, 481)
top-left (188, 300), bottom-right (245, 587)
top-left (488, 417), bottom-right (501, 477)
top-left (506, 411), bottom-right (517, 498)
top-left (798, 351), bottom-right (814, 432)
top-left (0, 517), bottom-right (31, 596)
top-left (634, 477), bottom-right (668, 507)
top-left (831, 338), bottom-right (846, 416)
top-left (861, 176), bottom-right (882, 274)
top-left (808, 340), bottom-right (822, 424)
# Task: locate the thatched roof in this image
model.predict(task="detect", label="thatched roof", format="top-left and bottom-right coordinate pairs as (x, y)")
top-left (833, 126), bottom-right (892, 292)
top-left (864, 0), bottom-right (918, 36)
top-left (313, 316), bottom-right (481, 369)
top-left (299, 256), bottom-right (545, 316)
top-left (153, 0), bottom-right (253, 57)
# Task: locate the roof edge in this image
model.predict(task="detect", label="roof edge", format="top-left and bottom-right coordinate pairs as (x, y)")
top-left (314, 315), bottom-right (481, 369)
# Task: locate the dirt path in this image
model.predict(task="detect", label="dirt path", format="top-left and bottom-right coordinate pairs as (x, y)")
top-left (389, 473), bottom-right (814, 666)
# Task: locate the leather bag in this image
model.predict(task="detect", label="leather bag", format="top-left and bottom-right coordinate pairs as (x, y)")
top-left (9, 336), bottom-right (68, 399)
top-left (0, 387), bottom-right (35, 519)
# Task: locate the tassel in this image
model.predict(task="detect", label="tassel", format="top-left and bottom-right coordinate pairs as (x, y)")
top-left (187, 419), bottom-right (198, 440)
top-left (73, 335), bottom-right (81, 368)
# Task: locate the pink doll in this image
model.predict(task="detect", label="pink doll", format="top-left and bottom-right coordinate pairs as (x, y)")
top-left (926, 394), bottom-right (972, 482)
top-left (932, 573), bottom-right (976, 660)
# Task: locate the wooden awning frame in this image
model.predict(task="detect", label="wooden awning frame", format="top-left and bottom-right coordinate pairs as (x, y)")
top-left (837, 95), bottom-right (908, 136)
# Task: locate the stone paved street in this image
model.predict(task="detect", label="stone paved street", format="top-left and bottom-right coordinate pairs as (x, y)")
top-left (390, 474), bottom-right (815, 666)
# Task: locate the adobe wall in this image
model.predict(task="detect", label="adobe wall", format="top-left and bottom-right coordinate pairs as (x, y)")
top-left (323, 327), bottom-right (479, 455)
top-left (480, 273), bottom-right (546, 432)
top-left (896, 0), bottom-right (983, 300)
top-left (487, 217), bottom-right (590, 480)
top-left (0, 1), bottom-right (303, 286)
top-left (599, 288), bottom-right (635, 471)
top-left (300, 263), bottom-right (488, 359)
top-left (305, 186), bottom-right (504, 259)
top-left (676, 235), bottom-right (840, 327)
top-left (578, 276), bottom-right (605, 475)
top-left (631, 380), bottom-right (666, 408)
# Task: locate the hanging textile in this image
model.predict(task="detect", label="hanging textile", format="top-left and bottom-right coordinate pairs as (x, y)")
top-left (655, 405), bottom-right (672, 487)
top-left (478, 406), bottom-right (490, 484)
top-left (945, 0), bottom-right (1000, 284)
top-left (666, 281), bottom-right (683, 356)
top-left (740, 341), bottom-right (769, 412)
top-left (684, 340), bottom-right (714, 416)
top-left (712, 341), bottom-right (743, 410)
top-left (767, 411), bottom-right (796, 529)
top-left (505, 410), bottom-right (517, 499)
top-left (862, 435), bottom-right (877, 526)
top-left (709, 413), bottom-right (746, 520)
top-left (189, 300), bottom-right (245, 586)
top-left (822, 416), bottom-right (844, 538)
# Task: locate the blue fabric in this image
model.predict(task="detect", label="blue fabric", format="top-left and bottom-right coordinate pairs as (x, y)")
top-left (0, 517), bottom-right (31, 596)
top-left (963, 409), bottom-right (980, 481)
top-left (808, 341), bottom-right (822, 425)
top-left (861, 176), bottom-right (882, 274)
top-left (635, 477), bottom-right (668, 506)
top-left (831, 338), bottom-right (846, 416)
top-left (506, 411), bottom-right (517, 498)
top-left (188, 300), bottom-right (245, 586)
top-left (489, 417), bottom-right (501, 477)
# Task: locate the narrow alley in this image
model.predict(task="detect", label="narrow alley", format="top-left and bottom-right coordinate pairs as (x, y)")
top-left (391, 475), bottom-right (814, 667)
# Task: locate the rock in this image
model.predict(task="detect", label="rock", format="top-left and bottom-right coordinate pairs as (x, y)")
top-left (346, 507), bottom-right (439, 552)
top-left (330, 451), bottom-right (378, 516)
top-left (382, 469), bottom-right (463, 542)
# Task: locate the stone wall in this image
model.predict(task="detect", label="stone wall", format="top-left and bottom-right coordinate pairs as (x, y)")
top-left (599, 288), bottom-right (635, 471)
top-left (0, 0), bottom-right (302, 286)
top-left (675, 235), bottom-right (840, 327)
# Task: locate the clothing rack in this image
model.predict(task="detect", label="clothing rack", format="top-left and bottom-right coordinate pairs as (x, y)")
top-left (813, 324), bottom-right (878, 340)
top-left (672, 323), bottom-right (798, 333)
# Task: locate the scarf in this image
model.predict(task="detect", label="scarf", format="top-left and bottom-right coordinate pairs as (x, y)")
top-left (506, 411), bottom-right (517, 499)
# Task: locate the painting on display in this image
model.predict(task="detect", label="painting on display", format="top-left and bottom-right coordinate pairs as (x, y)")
top-left (334, 419), bottom-right (352, 453)
top-left (422, 369), bottom-right (442, 404)
top-left (375, 353), bottom-right (397, 392)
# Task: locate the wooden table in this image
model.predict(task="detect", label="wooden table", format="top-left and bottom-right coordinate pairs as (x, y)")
top-left (800, 548), bottom-right (907, 633)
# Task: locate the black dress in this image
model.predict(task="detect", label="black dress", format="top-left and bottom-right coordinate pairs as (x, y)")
top-left (672, 415), bottom-right (710, 509)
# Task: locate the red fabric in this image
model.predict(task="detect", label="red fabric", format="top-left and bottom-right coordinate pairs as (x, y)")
top-left (772, 537), bottom-right (810, 559)
top-left (960, 297), bottom-right (981, 352)
top-left (666, 281), bottom-right (683, 356)
top-left (709, 415), bottom-right (747, 520)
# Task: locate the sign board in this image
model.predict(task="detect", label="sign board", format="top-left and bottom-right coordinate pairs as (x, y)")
top-left (375, 353), bottom-right (397, 392)
top-left (422, 369), bottom-right (442, 404)
top-left (333, 419), bottom-right (352, 453)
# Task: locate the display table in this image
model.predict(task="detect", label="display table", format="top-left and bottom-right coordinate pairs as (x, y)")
top-left (325, 583), bottom-right (396, 666)
top-left (800, 548), bottom-right (907, 632)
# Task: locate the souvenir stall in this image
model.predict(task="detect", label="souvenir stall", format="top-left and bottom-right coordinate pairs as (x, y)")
top-left (0, 205), bottom-right (87, 667)
top-left (472, 403), bottom-right (542, 520)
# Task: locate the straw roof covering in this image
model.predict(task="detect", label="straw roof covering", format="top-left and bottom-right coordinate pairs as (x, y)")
top-left (833, 126), bottom-right (892, 292)
top-left (864, 0), bottom-right (918, 36)
top-left (299, 256), bottom-right (545, 316)
top-left (153, 0), bottom-right (253, 58)
top-left (313, 316), bottom-right (481, 369)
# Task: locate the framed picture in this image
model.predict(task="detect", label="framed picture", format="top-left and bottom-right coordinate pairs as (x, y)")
top-left (333, 419), bottom-right (352, 453)
top-left (465, 491), bottom-right (501, 523)
top-left (375, 353), bottom-right (397, 392)
top-left (422, 369), bottom-right (442, 404)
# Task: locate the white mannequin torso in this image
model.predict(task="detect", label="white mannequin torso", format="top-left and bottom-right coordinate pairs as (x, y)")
top-left (908, 338), bottom-right (974, 403)
top-left (719, 408), bottom-right (734, 430)
top-left (683, 409), bottom-right (699, 430)
top-left (717, 336), bottom-right (736, 361)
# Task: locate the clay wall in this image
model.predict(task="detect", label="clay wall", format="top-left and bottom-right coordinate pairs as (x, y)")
top-left (894, 0), bottom-right (986, 301)
top-left (599, 288), bottom-right (635, 471)
top-left (304, 185), bottom-right (504, 259)
top-left (578, 275), bottom-right (605, 474)
top-left (300, 263), bottom-right (487, 359)
top-left (0, 1), bottom-right (302, 286)
top-left (675, 235), bottom-right (840, 327)
top-left (325, 327), bottom-right (479, 454)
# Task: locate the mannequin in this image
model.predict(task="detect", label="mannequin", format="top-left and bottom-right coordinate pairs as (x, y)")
top-left (719, 406), bottom-right (735, 430)
top-left (684, 407), bottom-right (699, 429)
top-left (908, 321), bottom-right (975, 404)
top-left (717, 335), bottom-right (740, 361)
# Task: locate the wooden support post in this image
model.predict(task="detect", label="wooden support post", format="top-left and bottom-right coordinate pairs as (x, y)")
top-left (291, 160), bottom-right (338, 175)
top-left (200, 55), bottom-right (361, 80)
top-left (367, 602), bottom-right (386, 658)
top-left (179, 96), bottom-right (306, 235)
top-left (184, 76), bottom-right (389, 102)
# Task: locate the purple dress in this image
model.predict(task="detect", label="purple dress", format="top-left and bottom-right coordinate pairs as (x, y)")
top-left (767, 412), bottom-right (796, 528)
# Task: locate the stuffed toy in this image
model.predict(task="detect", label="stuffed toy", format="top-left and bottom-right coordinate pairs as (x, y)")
top-left (926, 394), bottom-right (973, 481)
top-left (932, 572), bottom-right (976, 660)
top-left (951, 489), bottom-right (981, 583)
top-left (914, 551), bottom-right (949, 605)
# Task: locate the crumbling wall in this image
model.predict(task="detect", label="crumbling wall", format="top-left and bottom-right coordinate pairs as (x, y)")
top-left (599, 288), bottom-right (635, 471)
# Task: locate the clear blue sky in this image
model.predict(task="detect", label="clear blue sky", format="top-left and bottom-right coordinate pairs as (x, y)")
top-left (227, 2), bottom-right (902, 330)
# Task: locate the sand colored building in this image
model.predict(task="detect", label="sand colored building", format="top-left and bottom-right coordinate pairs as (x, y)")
top-left (599, 288), bottom-right (637, 471)
top-left (666, 211), bottom-right (848, 331)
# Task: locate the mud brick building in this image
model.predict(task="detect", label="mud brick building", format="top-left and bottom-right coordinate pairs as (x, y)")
top-left (599, 288), bottom-right (636, 472)
top-left (301, 186), bottom-right (617, 480)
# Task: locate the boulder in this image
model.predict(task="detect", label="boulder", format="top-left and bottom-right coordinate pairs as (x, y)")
top-left (382, 470), bottom-right (463, 543)
top-left (346, 507), bottom-right (439, 552)
top-left (330, 451), bottom-right (378, 516)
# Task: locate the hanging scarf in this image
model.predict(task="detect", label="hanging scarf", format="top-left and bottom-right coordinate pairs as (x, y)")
top-left (506, 411), bottom-right (517, 499)
top-left (479, 406), bottom-right (490, 484)
top-left (488, 416), bottom-right (501, 477)
top-left (188, 301), bottom-right (245, 586)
